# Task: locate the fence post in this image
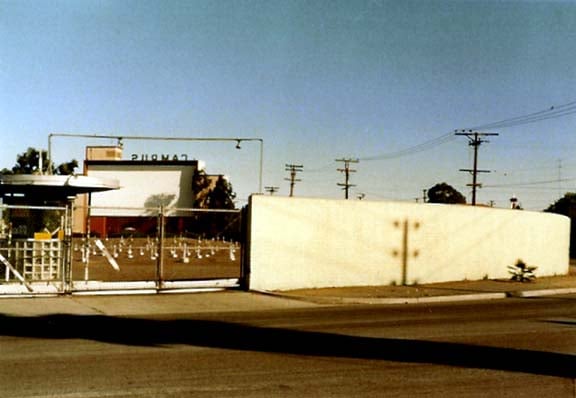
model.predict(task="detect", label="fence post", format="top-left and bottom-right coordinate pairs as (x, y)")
top-left (239, 204), bottom-right (250, 291)
top-left (64, 199), bottom-right (74, 293)
top-left (84, 194), bottom-right (92, 282)
top-left (156, 206), bottom-right (165, 290)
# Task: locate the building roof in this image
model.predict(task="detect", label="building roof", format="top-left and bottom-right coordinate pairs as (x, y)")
top-left (0, 174), bottom-right (120, 200)
top-left (85, 159), bottom-right (200, 168)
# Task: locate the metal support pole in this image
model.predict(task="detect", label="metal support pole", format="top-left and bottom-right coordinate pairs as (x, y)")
top-left (258, 139), bottom-right (264, 194)
top-left (156, 206), bottom-right (165, 290)
top-left (84, 193), bottom-right (92, 282)
top-left (48, 133), bottom-right (264, 193)
top-left (64, 198), bottom-right (74, 293)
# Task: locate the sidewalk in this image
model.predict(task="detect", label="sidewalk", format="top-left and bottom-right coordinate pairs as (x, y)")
top-left (276, 268), bottom-right (576, 305)
top-left (0, 269), bottom-right (575, 317)
top-left (0, 290), bottom-right (322, 317)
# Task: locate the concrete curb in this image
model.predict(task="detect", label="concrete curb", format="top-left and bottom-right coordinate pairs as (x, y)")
top-left (253, 290), bottom-right (509, 305)
top-left (338, 292), bottom-right (508, 305)
top-left (256, 287), bottom-right (576, 305)
top-left (507, 287), bottom-right (576, 298)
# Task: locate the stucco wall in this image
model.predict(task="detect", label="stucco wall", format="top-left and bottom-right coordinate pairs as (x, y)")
top-left (247, 195), bottom-right (570, 291)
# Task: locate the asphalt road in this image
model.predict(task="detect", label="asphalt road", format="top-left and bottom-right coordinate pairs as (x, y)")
top-left (2, 295), bottom-right (576, 397)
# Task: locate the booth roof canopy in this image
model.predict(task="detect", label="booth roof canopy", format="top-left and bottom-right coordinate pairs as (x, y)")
top-left (0, 174), bottom-right (120, 198)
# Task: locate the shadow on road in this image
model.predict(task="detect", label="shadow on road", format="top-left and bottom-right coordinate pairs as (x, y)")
top-left (0, 313), bottom-right (574, 378)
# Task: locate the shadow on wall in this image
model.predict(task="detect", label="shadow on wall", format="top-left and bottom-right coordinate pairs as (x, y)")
top-left (144, 193), bottom-right (176, 209)
top-left (0, 313), bottom-right (574, 379)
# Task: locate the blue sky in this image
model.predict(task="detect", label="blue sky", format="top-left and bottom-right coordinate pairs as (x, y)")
top-left (1, 0), bottom-right (576, 209)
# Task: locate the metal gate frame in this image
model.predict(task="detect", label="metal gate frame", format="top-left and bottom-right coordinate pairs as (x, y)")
top-left (0, 203), bottom-right (71, 295)
top-left (0, 203), bottom-right (247, 296)
top-left (69, 205), bottom-right (246, 295)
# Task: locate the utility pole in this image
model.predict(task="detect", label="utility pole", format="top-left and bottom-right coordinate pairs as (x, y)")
top-left (558, 159), bottom-right (563, 197)
top-left (285, 164), bottom-right (303, 197)
top-left (336, 158), bottom-right (359, 200)
top-left (264, 186), bottom-right (279, 195)
top-left (455, 130), bottom-right (498, 206)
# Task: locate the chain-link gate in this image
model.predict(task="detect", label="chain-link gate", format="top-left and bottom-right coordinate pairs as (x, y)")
top-left (0, 204), bottom-right (71, 294)
top-left (0, 203), bottom-right (244, 295)
top-left (70, 206), bottom-right (244, 293)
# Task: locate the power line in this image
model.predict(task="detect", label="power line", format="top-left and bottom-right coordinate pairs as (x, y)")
top-left (468, 100), bottom-right (576, 130)
top-left (360, 132), bottom-right (455, 161)
top-left (358, 98), bottom-right (576, 162)
top-left (303, 164), bottom-right (335, 173)
top-left (336, 158), bottom-right (359, 200)
top-left (483, 177), bottom-right (576, 188)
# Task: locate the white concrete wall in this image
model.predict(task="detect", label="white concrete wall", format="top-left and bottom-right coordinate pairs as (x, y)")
top-left (247, 195), bottom-right (570, 291)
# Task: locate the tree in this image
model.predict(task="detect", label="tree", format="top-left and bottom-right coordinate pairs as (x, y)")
top-left (545, 193), bottom-right (576, 257)
top-left (544, 193), bottom-right (576, 217)
top-left (206, 176), bottom-right (236, 210)
top-left (189, 172), bottom-right (237, 239)
top-left (0, 147), bottom-right (78, 175)
top-left (191, 168), bottom-right (212, 208)
top-left (191, 169), bottom-right (236, 210)
top-left (427, 182), bottom-right (467, 204)
top-left (55, 159), bottom-right (79, 175)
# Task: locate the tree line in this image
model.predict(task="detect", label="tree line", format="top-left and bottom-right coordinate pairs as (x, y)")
top-left (0, 147), bottom-right (78, 176)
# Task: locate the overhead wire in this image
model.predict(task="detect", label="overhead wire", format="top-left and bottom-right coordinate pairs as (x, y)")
top-left (468, 100), bottom-right (576, 130)
top-left (359, 98), bottom-right (576, 162)
top-left (483, 177), bottom-right (576, 189)
top-left (304, 162), bottom-right (336, 173)
top-left (295, 99), bottom-right (576, 202)
top-left (360, 132), bottom-right (456, 161)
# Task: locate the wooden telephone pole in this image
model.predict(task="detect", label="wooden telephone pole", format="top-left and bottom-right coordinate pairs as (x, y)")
top-left (336, 158), bottom-right (359, 200)
top-left (456, 130), bottom-right (498, 206)
top-left (285, 164), bottom-right (303, 197)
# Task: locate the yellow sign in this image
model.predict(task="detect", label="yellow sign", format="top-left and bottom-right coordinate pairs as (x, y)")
top-left (33, 232), bottom-right (52, 240)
